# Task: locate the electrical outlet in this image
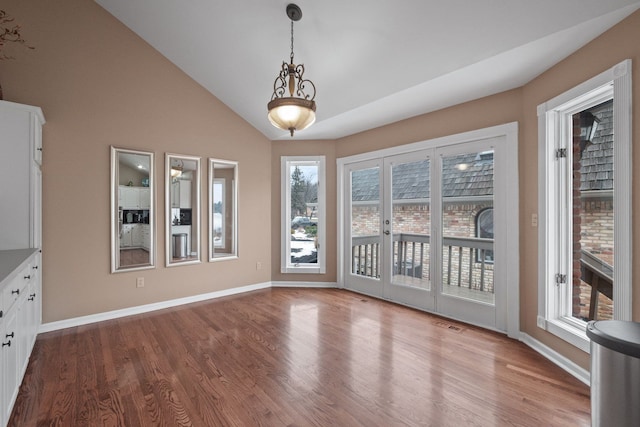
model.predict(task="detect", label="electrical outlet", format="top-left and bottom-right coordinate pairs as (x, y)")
top-left (256, 262), bottom-right (262, 270)
top-left (136, 277), bottom-right (145, 288)
top-left (531, 213), bottom-right (538, 227)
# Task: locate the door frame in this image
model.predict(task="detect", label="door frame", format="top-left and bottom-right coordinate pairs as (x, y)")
top-left (337, 122), bottom-right (520, 339)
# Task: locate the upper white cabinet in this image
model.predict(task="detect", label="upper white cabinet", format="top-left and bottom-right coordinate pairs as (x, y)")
top-left (0, 101), bottom-right (45, 250)
top-left (170, 180), bottom-right (191, 209)
top-left (119, 186), bottom-right (151, 209)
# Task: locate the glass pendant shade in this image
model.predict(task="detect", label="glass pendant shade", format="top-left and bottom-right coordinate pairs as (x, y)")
top-left (267, 97), bottom-right (316, 137)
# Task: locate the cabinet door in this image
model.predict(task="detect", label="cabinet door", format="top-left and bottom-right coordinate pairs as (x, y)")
top-left (142, 226), bottom-right (150, 250)
top-left (32, 113), bottom-right (43, 167)
top-left (139, 188), bottom-right (150, 209)
top-left (179, 180), bottom-right (191, 208)
top-left (0, 316), bottom-right (4, 427)
top-left (171, 181), bottom-right (180, 208)
top-left (2, 308), bottom-right (18, 423)
top-left (131, 225), bottom-right (143, 247)
top-left (17, 293), bottom-right (30, 377)
top-left (120, 187), bottom-right (139, 208)
top-left (121, 225), bottom-right (132, 247)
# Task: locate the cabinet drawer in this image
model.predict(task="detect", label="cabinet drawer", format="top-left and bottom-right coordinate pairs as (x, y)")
top-left (2, 264), bottom-right (32, 313)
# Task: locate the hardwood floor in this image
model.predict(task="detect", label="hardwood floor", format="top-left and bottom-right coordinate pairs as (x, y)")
top-left (119, 249), bottom-right (150, 268)
top-left (9, 288), bottom-right (590, 426)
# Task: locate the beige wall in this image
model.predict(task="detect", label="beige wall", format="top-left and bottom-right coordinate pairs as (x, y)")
top-left (0, 0), bottom-right (272, 322)
top-left (2, 0), bottom-right (639, 371)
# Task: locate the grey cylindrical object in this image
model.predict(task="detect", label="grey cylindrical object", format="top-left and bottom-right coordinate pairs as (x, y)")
top-left (173, 233), bottom-right (188, 258)
top-left (587, 320), bottom-right (640, 427)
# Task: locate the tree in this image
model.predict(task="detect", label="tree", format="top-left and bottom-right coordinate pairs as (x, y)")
top-left (290, 166), bottom-right (307, 218)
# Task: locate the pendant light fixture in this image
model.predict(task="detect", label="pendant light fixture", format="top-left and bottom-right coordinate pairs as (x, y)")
top-left (171, 159), bottom-right (183, 178)
top-left (267, 3), bottom-right (317, 137)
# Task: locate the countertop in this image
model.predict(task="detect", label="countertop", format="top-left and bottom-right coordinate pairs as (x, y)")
top-left (0, 248), bottom-right (38, 287)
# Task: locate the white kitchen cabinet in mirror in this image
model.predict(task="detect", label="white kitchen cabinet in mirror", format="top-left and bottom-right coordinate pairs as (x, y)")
top-left (111, 147), bottom-right (155, 273)
top-left (209, 159), bottom-right (238, 261)
top-left (166, 154), bottom-right (201, 266)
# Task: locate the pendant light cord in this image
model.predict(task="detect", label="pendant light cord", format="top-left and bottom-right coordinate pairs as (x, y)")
top-left (290, 20), bottom-right (295, 64)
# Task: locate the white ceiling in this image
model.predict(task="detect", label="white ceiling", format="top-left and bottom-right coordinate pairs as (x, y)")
top-left (96, 0), bottom-right (640, 140)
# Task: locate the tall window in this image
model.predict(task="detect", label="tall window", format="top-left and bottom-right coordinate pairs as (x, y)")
top-left (281, 156), bottom-right (326, 274)
top-left (537, 60), bottom-right (632, 352)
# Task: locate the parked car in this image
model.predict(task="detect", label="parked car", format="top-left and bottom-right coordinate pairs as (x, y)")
top-left (291, 216), bottom-right (317, 228)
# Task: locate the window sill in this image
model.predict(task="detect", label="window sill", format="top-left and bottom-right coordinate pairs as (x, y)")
top-left (538, 316), bottom-right (590, 353)
top-left (282, 265), bottom-right (325, 274)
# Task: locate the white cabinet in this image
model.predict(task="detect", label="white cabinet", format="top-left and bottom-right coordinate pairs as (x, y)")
top-left (170, 180), bottom-right (191, 208)
top-left (0, 101), bottom-right (43, 427)
top-left (0, 250), bottom-right (40, 427)
top-left (139, 188), bottom-right (151, 209)
top-left (121, 224), bottom-right (148, 249)
top-left (2, 306), bottom-right (18, 426)
top-left (142, 225), bottom-right (151, 251)
top-left (0, 101), bottom-right (45, 250)
top-left (131, 225), bottom-right (143, 247)
top-left (120, 186), bottom-right (139, 209)
top-left (119, 186), bottom-right (151, 209)
top-left (121, 224), bottom-right (133, 248)
top-left (179, 180), bottom-right (191, 208)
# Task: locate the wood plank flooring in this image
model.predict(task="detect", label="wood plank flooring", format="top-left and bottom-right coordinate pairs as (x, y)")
top-left (9, 288), bottom-right (590, 426)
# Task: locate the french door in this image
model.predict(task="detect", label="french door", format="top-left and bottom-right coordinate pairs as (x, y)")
top-left (342, 131), bottom-right (516, 333)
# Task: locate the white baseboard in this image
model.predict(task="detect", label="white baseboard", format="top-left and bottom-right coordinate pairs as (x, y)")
top-left (520, 333), bottom-right (590, 385)
top-left (271, 281), bottom-right (337, 288)
top-left (39, 281), bottom-right (272, 333)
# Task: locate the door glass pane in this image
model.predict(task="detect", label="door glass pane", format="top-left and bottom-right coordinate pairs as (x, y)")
top-left (391, 159), bottom-right (430, 290)
top-left (573, 99), bottom-right (614, 321)
top-left (350, 167), bottom-right (381, 280)
top-left (441, 151), bottom-right (494, 305)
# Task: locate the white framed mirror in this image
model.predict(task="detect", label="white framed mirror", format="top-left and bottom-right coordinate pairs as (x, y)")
top-left (110, 147), bottom-right (155, 273)
top-left (209, 158), bottom-right (238, 261)
top-left (166, 153), bottom-right (201, 266)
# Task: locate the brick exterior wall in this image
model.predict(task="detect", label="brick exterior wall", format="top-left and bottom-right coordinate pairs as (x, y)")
top-left (573, 113), bottom-right (614, 321)
top-left (352, 193), bottom-right (612, 315)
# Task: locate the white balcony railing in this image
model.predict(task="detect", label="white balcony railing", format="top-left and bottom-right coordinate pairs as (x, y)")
top-left (351, 233), bottom-right (494, 294)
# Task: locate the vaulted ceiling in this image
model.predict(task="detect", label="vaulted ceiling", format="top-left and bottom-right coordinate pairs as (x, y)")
top-left (96, 0), bottom-right (640, 140)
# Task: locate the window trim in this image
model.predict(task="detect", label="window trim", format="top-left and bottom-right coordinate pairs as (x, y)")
top-left (281, 156), bottom-right (326, 274)
top-left (537, 59), bottom-right (632, 352)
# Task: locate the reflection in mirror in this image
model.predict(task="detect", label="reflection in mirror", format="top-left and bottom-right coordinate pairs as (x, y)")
top-left (209, 159), bottom-right (238, 261)
top-left (166, 154), bottom-right (201, 266)
top-left (111, 147), bottom-right (155, 273)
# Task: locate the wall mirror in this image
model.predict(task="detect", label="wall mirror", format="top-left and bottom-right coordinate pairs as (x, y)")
top-left (166, 153), bottom-right (201, 266)
top-left (209, 159), bottom-right (238, 261)
top-left (111, 147), bottom-right (155, 273)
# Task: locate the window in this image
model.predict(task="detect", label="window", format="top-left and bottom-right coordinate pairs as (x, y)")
top-left (475, 207), bottom-right (494, 263)
top-left (281, 156), bottom-right (326, 273)
top-left (212, 179), bottom-right (225, 248)
top-left (537, 60), bottom-right (632, 352)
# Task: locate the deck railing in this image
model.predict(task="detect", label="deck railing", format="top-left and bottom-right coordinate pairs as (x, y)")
top-left (352, 233), bottom-right (494, 293)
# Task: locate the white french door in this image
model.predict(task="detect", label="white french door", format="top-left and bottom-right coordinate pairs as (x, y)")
top-left (344, 152), bottom-right (435, 312)
top-left (340, 125), bottom-right (519, 335)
